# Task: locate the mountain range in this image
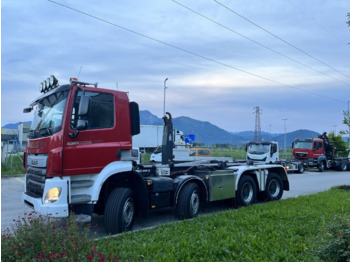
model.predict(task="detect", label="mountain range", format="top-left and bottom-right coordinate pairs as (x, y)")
top-left (140, 110), bottom-right (319, 147)
top-left (3, 111), bottom-right (320, 147)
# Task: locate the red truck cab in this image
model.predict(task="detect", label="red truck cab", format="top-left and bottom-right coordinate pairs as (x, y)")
top-left (292, 135), bottom-right (349, 172)
top-left (23, 76), bottom-right (140, 218)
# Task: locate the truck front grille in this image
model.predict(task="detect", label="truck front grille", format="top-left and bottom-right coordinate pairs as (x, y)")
top-left (26, 154), bottom-right (48, 198)
top-left (295, 152), bottom-right (308, 158)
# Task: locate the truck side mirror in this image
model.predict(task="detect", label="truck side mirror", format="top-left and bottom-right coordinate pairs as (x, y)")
top-left (272, 145), bottom-right (277, 153)
top-left (76, 94), bottom-right (90, 131)
top-left (78, 94), bottom-right (90, 116)
top-left (23, 107), bottom-right (33, 113)
top-left (76, 119), bottom-right (88, 130)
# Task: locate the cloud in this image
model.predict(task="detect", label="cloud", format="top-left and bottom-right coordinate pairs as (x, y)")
top-left (2, 0), bottom-right (349, 136)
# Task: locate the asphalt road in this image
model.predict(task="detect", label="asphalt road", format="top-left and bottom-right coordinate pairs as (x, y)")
top-left (2, 170), bottom-right (350, 236)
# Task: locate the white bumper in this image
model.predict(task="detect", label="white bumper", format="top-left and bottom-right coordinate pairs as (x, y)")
top-left (22, 177), bottom-right (69, 218)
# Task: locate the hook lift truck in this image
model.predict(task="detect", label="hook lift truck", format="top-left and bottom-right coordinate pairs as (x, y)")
top-left (245, 141), bottom-right (305, 173)
top-left (22, 76), bottom-right (289, 234)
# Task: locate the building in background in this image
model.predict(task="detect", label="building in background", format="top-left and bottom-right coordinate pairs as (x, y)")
top-left (1, 123), bottom-right (30, 162)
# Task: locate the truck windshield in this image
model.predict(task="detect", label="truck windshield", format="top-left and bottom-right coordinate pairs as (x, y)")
top-left (29, 90), bottom-right (69, 139)
top-left (247, 144), bottom-right (270, 154)
top-left (293, 141), bottom-right (312, 150)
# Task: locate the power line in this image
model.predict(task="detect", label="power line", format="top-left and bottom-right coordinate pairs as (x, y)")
top-left (172, 0), bottom-right (350, 86)
top-left (285, 0), bottom-right (345, 44)
top-left (48, 0), bottom-right (346, 104)
top-left (213, 0), bottom-right (350, 81)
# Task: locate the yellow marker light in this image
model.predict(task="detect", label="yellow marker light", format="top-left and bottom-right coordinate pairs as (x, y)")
top-left (44, 187), bottom-right (62, 203)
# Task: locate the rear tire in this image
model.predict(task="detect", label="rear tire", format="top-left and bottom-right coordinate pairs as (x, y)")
top-left (236, 176), bottom-right (257, 207)
top-left (264, 173), bottom-right (283, 201)
top-left (176, 183), bottom-right (200, 219)
top-left (338, 162), bottom-right (347, 171)
top-left (104, 188), bottom-right (135, 234)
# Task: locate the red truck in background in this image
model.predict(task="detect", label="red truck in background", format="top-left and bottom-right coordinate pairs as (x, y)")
top-left (292, 132), bottom-right (350, 172)
top-left (22, 75), bottom-right (289, 234)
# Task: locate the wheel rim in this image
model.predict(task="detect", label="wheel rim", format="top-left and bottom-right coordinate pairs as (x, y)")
top-left (242, 182), bottom-right (253, 202)
top-left (268, 179), bottom-right (280, 197)
top-left (190, 190), bottom-right (200, 215)
top-left (123, 197), bottom-right (134, 228)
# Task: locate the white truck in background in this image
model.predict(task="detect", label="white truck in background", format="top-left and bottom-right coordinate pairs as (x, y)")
top-left (132, 125), bottom-right (185, 152)
top-left (246, 141), bottom-right (304, 173)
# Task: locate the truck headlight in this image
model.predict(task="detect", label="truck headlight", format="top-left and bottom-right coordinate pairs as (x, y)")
top-left (44, 187), bottom-right (62, 203)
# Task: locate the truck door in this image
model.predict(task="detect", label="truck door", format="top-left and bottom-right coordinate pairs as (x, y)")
top-left (63, 89), bottom-right (123, 176)
top-left (312, 141), bottom-right (324, 158)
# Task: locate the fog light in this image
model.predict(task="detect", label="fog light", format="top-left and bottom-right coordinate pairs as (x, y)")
top-left (44, 187), bottom-right (62, 203)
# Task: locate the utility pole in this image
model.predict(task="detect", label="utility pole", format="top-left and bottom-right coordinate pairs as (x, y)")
top-left (348, 101), bottom-right (350, 148)
top-left (163, 78), bottom-right (168, 116)
top-left (282, 119), bottom-right (287, 159)
top-left (254, 106), bottom-right (262, 142)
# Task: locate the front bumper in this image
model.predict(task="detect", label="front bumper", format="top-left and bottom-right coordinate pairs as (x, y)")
top-left (22, 177), bottom-right (69, 218)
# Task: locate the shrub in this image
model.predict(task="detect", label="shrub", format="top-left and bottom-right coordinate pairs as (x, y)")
top-left (316, 217), bottom-right (350, 262)
top-left (1, 212), bottom-right (119, 261)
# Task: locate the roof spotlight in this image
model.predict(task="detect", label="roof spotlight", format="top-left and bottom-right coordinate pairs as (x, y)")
top-left (44, 80), bottom-right (49, 92)
top-left (50, 75), bottom-right (58, 86)
top-left (39, 82), bottom-right (45, 93)
top-left (47, 77), bottom-right (51, 90)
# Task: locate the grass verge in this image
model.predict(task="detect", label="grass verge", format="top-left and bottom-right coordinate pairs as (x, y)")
top-left (95, 187), bottom-right (350, 261)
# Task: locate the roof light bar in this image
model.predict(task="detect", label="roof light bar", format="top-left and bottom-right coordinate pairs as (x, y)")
top-left (39, 75), bottom-right (59, 93)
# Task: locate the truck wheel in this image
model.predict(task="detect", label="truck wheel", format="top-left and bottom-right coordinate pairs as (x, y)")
top-left (347, 162), bottom-right (350, 171)
top-left (338, 162), bottom-right (347, 171)
top-left (176, 183), bottom-right (200, 219)
top-left (297, 164), bottom-right (304, 174)
top-left (236, 176), bottom-right (257, 207)
top-left (318, 162), bottom-right (325, 172)
top-left (264, 173), bottom-right (283, 201)
top-left (104, 188), bottom-right (135, 234)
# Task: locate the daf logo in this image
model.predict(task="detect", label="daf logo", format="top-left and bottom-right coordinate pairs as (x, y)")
top-left (31, 160), bottom-right (38, 166)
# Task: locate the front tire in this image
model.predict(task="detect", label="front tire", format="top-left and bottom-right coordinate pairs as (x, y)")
top-left (236, 176), bottom-right (257, 207)
top-left (298, 164), bottom-right (304, 174)
top-left (264, 173), bottom-right (283, 201)
top-left (318, 161), bottom-right (325, 172)
top-left (104, 188), bottom-right (135, 234)
top-left (176, 183), bottom-right (200, 219)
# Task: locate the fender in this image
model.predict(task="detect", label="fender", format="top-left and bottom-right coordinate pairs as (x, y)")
top-left (317, 155), bottom-right (327, 164)
top-left (90, 160), bottom-right (135, 200)
top-left (229, 165), bottom-right (289, 191)
top-left (173, 175), bottom-right (208, 204)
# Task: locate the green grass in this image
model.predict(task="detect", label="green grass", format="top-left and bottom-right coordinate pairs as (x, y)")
top-left (1, 154), bottom-right (25, 175)
top-left (95, 188), bottom-right (350, 261)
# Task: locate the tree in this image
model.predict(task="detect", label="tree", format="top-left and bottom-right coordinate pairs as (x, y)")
top-left (339, 110), bottom-right (350, 148)
top-left (328, 131), bottom-right (348, 156)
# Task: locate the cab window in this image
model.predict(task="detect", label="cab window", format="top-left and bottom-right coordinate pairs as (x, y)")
top-left (71, 91), bottom-right (114, 130)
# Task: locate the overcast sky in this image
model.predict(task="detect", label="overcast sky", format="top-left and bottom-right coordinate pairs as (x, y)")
top-left (2, 0), bottom-right (350, 134)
